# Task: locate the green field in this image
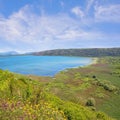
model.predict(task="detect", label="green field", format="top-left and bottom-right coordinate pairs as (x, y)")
top-left (0, 57), bottom-right (120, 120)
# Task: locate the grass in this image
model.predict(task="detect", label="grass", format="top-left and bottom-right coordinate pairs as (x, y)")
top-left (0, 70), bottom-right (114, 120)
top-left (98, 94), bottom-right (120, 120)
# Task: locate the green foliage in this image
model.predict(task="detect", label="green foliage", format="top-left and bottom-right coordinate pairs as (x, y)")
top-left (99, 94), bottom-right (120, 120)
top-left (74, 73), bottom-right (81, 80)
top-left (96, 112), bottom-right (113, 120)
top-left (43, 92), bottom-right (113, 120)
top-left (0, 70), bottom-right (66, 120)
top-left (95, 80), bottom-right (118, 92)
top-left (0, 99), bottom-right (66, 120)
top-left (95, 89), bottom-right (105, 98)
top-left (86, 98), bottom-right (96, 107)
top-left (0, 70), bottom-right (114, 120)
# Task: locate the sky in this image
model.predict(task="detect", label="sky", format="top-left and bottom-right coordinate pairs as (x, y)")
top-left (0, 0), bottom-right (120, 53)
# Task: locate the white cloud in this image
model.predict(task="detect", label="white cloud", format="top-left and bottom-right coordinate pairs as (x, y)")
top-left (0, 6), bottom-right (86, 44)
top-left (95, 4), bottom-right (120, 22)
top-left (56, 29), bottom-right (103, 41)
top-left (86, 0), bottom-right (95, 13)
top-left (0, 4), bottom-right (119, 52)
top-left (71, 7), bottom-right (84, 18)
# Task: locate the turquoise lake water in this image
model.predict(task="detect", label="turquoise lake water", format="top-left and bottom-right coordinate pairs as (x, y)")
top-left (0, 55), bottom-right (92, 76)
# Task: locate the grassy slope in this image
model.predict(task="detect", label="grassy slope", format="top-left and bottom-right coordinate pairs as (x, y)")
top-left (0, 70), bottom-right (114, 120)
top-left (29, 57), bottom-right (120, 120)
top-left (95, 57), bottom-right (120, 119)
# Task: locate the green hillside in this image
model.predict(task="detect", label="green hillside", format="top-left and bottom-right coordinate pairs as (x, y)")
top-left (0, 69), bottom-right (115, 120)
top-left (33, 48), bottom-right (120, 57)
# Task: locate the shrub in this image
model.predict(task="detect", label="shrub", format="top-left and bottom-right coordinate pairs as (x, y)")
top-left (104, 84), bottom-right (117, 92)
top-left (92, 75), bottom-right (96, 79)
top-left (86, 98), bottom-right (96, 106)
top-left (95, 80), bottom-right (118, 92)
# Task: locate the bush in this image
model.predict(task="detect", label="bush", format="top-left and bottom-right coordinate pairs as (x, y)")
top-left (86, 98), bottom-right (96, 106)
top-left (95, 80), bottom-right (118, 92)
top-left (92, 75), bottom-right (96, 79)
top-left (104, 84), bottom-right (117, 92)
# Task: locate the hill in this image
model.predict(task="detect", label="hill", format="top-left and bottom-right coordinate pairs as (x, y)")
top-left (0, 51), bottom-right (19, 56)
top-left (0, 69), bottom-right (115, 120)
top-left (33, 48), bottom-right (120, 57)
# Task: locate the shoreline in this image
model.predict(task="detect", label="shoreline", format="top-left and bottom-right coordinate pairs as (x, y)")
top-left (0, 56), bottom-right (99, 77)
top-left (55, 57), bottom-right (98, 76)
top-left (75, 57), bottom-right (98, 68)
top-left (25, 57), bottom-right (99, 77)
top-left (90, 57), bottom-right (98, 65)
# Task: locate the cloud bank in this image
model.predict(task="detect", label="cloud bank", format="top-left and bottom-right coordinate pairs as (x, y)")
top-left (0, 0), bottom-right (120, 52)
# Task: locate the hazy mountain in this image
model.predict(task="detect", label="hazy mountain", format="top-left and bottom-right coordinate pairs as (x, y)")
top-left (0, 51), bottom-right (19, 56)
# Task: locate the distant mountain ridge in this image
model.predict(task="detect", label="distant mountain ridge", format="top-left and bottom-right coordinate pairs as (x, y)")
top-left (33, 48), bottom-right (120, 57)
top-left (0, 51), bottom-right (19, 56)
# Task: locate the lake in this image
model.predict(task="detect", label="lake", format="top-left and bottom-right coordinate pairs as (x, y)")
top-left (0, 55), bottom-right (92, 76)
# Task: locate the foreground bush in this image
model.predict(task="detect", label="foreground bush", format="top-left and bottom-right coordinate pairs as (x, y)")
top-left (0, 99), bottom-right (66, 120)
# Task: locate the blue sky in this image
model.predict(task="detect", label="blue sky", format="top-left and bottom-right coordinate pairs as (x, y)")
top-left (0, 0), bottom-right (120, 52)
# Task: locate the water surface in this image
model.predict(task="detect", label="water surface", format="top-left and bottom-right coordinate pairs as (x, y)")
top-left (0, 55), bottom-right (92, 76)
